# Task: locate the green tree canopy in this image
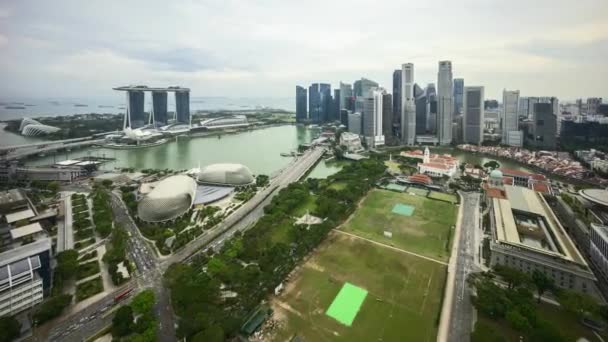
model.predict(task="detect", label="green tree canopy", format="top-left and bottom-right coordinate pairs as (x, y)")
top-left (131, 290), bottom-right (155, 315)
top-left (112, 305), bottom-right (134, 337)
top-left (0, 316), bottom-right (21, 342)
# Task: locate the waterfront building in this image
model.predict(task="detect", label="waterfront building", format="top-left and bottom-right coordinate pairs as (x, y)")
top-left (194, 115), bottom-right (249, 130)
top-left (502, 89), bottom-right (520, 146)
top-left (401, 63), bottom-right (416, 145)
top-left (454, 78), bottom-right (464, 114)
top-left (339, 132), bottom-right (363, 152)
top-left (526, 102), bottom-right (557, 150)
top-left (197, 163), bottom-right (255, 186)
top-left (308, 83), bottom-right (321, 124)
top-left (401, 147), bottom-right (459, 177)
top-left (152, 91), bottom-right (168, 126)
top-left (463, 86), bottom-right (485, 145)
top-left (484, 176), bottom-right (598, 297)
top-left (138, 175), bottom-right (197, 222)
top-left (126, 90), bottom-right (146, 129)
top-left (175, 90), bottom-right (191, 125)
top-left (320, 83), bottom-right (332, 123)
top-left (296, 86), bottom-right (308, 122)
top-left (560, 120), bottom-right (608, 147)
top-left (339, 82), bottom-right (353, 111)
top-left (437, 61), bottom-right (454, 145)
top-left (392, 70), bottom-right (402, 132)
top-left (348, 112), bottom-right (362, 135)
top-left (19, 118), bottom-right (60, 136)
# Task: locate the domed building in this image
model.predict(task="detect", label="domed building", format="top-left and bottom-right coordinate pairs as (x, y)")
top-left (488, 169), bottom-right (504, 188)
top-left (137, 175), bottom-right (197, 222)
top-left (197, 163), bottom-right (254, 186)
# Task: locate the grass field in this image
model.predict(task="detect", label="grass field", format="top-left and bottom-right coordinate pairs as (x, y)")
top-left (428, 191), bottom-right (458, 204)
top-left (271, 233), bottom-right (446, 341)
top-left (342, 189), bottom-right (457, 261)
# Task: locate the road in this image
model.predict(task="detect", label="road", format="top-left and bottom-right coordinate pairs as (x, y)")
top-left (446, 192), bottom-right (481, 342)
top-left (45, 146), bottom-right (325, 341)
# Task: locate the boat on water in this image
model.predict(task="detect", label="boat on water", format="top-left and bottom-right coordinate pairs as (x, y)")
top-left (74, 104), bottom-right (88, 107)
top-left (5, 106), bottom-right (26, 110)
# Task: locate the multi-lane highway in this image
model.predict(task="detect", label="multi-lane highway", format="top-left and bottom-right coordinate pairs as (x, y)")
top-left (44, 146), bottom-right (326, 341)
top-left (447, 192), bottom-right (481, 342)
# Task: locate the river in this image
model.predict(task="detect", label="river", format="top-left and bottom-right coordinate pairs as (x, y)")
top-left (7, 124), bottom-right (530, 178)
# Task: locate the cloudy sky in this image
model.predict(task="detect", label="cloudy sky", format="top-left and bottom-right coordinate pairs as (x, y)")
top-left (0, 0), bottom-right (606, 101)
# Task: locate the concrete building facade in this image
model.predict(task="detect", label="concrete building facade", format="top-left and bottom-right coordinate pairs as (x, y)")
top-left (437, 61), bottom-right (454, 145)
top-left (463, 86), bottom-right (485, 145)
top-left (401, 63), bottom-right (416, 145)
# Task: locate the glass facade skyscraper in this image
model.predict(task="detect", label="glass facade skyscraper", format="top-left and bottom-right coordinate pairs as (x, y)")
top-left (454, 78), bottom-right (464, 114)
top-left (126, 90), bottom-right (145, 129)
top-left (175, 91), bottom-right (190, 125)
top-left (463, 86), bottom-right (484, 145)
top-left (296, 85), bottom-right (307, 122)
top-left (152, 91), bottom-right (168, 126)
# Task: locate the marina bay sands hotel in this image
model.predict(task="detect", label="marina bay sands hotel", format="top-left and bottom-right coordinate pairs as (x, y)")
top-left (113, 86), bottom-right (190, 130)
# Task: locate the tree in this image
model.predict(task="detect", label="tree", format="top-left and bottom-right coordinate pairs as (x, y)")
top-left (0, 316), bottom-right (21, 342)
top-left (506, 309), bottom-right (531, 331)
top-left (531, 270), bottom-right (554, 303)
top-left (494, 265), bottom-right (530, 289)
top-left (557, 290), bottom-right (599, 319)
top-left (484, 160), bottom-right (501, 170)
top-left (102, 179), bottom-right (113, 188)
top-left (112, 305), bottom-right (134, 337)
top-left (192, 325), bottom-right (224, 342)
top-left (131, 290), bottom-right (155, 315)
top-left (33, 294), bottom-right (72, 324)
top-left (47, 181), bottom-right (60, 193)
top-left (255, 174), bottom-right (269, 187)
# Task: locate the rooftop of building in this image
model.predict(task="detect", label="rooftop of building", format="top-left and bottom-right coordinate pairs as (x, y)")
top-left (0, 238), bottom-right (52, 267)
top-left (0, 189), bottom-right (26, 206)
top-left (10, 222), bottom-right (43, 240)
top-left (5, 208), bottom-right (35, 224)
top-left (492, 185), bottom-right (586, 265)
top-left (579, 189), bottom-right (608, 207)
top-left (113, 86), bottom-right (190, 92)
top-left (499, 167), bottom-right (533, 177)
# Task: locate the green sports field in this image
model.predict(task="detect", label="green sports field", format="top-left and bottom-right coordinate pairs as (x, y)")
top-left (270, 233), bottom-right (446, 342)
top-left (342, 189), bottom-right (457, 261)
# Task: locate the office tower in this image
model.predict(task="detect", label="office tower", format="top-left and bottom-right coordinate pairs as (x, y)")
top-left (339, 82), bottom-right (353, 110)
top-left (362, 88), bottom-right (387, 147)
top-left (296, 86), bottom-right (308, 122)
top-left (332, 89), bottom-right (341, 122)
top-left (453, 78), bottom-right (464, 114)
top-left (125, 90), bottom-right (145, 129)
top-left (340, 109), bottom-right (350, 127)
top-left (502, 89), bottom-right (520, 145)
top-left (175, 90), bottom-right (190, 125)
top-left (526, 102), bottom-right (557, 149)
top-left (463, 86), bottom-right (485, 145)
top-left (437, 61), bottom-right (454, 145)
top-left (308, 84), bottom-right (321, 124)
top-left (382, 93), bottom-right (393, 142)
top-left (415, 85), bottom-right (427, 135)
top-left (319, 83), bottom-right (332, 123)
top-left (587, 97), bottom-right (603, 115)
top-left (344, 96), bottom-right (355, 111)
top-left (426, 84), bottom-right (438, 134)
top-left (527, 97), bottom-right (539, 118)
top-left (354, 78), bottom-right (379, 98)
top-left (518, 96), bottom-right (529, 117)
top-left (152, 91), bottom-right (168, 127)
top-left (401, 63), bottom-right (416, 145)
top-left (348, 112), bottom-right (362, 135)
top-left (392, 70), bottom-right (402, 129)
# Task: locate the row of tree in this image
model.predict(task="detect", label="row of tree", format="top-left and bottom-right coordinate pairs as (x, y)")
top-left (165, 158), bottom-right (387, 340)
top-left (111, 290), bottom-right (157, 341)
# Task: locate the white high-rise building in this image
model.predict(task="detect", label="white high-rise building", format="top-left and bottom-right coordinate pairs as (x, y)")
top-left (372, 88), bottom-right (386, 147)
top-left (438, 61), bottom-right (454, 145)
top-left (502, 89), bottom-right (520, 146)
top-left (463, 86), bottom-right (485, 145)
top-left (401, 63), bottom-right (416, 145)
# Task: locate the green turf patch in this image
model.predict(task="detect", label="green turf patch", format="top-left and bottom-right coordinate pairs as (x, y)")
top-left (385, 183), bottom-right (407, 192)
top-left (391, 203), bottom-right (415, 216)
top-left (326, 282), bottom-right (368, 326)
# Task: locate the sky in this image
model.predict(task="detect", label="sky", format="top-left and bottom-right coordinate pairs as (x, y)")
top-left (0, 0), bottom-right (607, 101)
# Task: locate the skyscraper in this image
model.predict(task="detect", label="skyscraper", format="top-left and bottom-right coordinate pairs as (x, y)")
top-left (463, 86), bottom-right (484, 145)
top-left (502, 89), bottom-right (520, 145)
top-left (308, 83), bottom-right (321, 124)
top-left (426, 84), bottom-right (438, 134)
top-left (332, 89), bottom-right (341, 122)
top-left (392, 70), bottom-right (402, 131)
top-left (382, 93), bottom-right (393, 143)
top-left (354, 78), bottom-right (378, 98)
top-left (339, 82), bottom-right (353, 110)
top-left (175, 90), bottom-right (190, 125)
top-left (348, 112), bottom-right (362, 135)
top-left (401, 63), bottom-right (416, 145)
top-left (526, 102), bottom-right (557, 149)
top-left (152, 91), bottom-right (168, 127)
top-left (453, 78), bottom-right (464, 114)
top-left (415, 84), bottom-right (427, 135)
top-left (319, 83), bottom-right (332, 123)
top-left (296, 86), bottom-right (308, 122)
top-left (126, 90), bottom-right (145, 129)
top-left (362, 88), bottom-right (387, 147)
top-left (438, 61), bottom-right (454, 145)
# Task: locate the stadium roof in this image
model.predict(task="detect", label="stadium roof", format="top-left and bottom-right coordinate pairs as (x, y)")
top-left (579, 189), bottom-right (608, 207)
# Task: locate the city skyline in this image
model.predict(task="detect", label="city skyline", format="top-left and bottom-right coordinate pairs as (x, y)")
top-left (0, 1), bottom-right (607, 100)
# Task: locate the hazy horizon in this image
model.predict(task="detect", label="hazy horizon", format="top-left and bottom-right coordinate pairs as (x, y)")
top-left (1, 0), bottom-right (607, 100)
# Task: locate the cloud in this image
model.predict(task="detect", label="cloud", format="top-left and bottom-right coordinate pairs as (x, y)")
top-left (0, 0), bottom-right (607, 100)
